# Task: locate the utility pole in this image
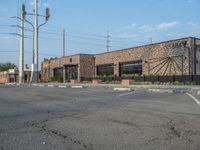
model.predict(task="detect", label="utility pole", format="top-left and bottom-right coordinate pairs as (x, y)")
top-left (19, 3), bottom-right (26, 84)
top-left (106, 30), bottom-right (110, 52)
top-left (30, 0), bottom-right (50, 83)
top-left (62, 29), bottom-right (65, 57)
top-left (31, 0), bottom-right (39, 83)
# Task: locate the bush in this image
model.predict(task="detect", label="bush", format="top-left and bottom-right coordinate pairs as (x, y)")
top-left (143, 82), bottom-right (153, 85)
top-left (153, 82), bottom-right (161, 85)
top-left (104, 80), bottom-right (121, 84)
top-left (184, 81), bottom-right (197, 85)
top-left (172, 81), bottom-right (184, 85)
top-left (51, 76), bottom-right (61, 82)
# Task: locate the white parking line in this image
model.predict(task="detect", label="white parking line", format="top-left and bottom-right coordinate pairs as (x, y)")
top-left (186, 93), bottom-right (200, 106)
top-left (118, 92), bottom-right (134, 97)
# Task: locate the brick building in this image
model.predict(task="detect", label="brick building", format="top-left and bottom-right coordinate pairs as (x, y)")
top-left (0, 69), bottom-right (31, 84)
top-left (41, 54), bottom-right (95, 82)
top-left (41, 37), bottom-right (200, 82)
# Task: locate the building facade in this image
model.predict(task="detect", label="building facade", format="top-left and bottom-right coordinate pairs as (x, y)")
top-left (41, 37), bottom-right (200, 82)
top-left (41, 54), bottom-right (95, 82)
top-left (0, 69), bottom-right (31, 84)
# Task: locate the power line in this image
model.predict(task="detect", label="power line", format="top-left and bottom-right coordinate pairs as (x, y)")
top-left (0, 50), bottom-right (59, 57)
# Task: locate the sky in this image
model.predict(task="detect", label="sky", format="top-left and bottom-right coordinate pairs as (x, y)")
top-left (0, 0), bottom-right (200, 68)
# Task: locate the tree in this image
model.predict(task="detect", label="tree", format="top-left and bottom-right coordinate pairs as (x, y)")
top-left (0, 62), bottom-right (16, 72)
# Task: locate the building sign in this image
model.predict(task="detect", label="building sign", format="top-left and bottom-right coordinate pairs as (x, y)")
top-left (43, 62), bottom-right (49, 69)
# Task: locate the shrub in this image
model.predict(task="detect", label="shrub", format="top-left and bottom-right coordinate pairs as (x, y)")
top-left (172, 81), bottom-right (184, 85)
top-left (51, 76), bottom-right (61, 82)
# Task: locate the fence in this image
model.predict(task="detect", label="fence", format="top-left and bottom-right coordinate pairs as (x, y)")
top-left (81, 75), bottom-right (200, 84)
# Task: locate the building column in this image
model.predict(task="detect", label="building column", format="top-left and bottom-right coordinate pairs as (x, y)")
top-left (63, 66), bottom-right (66, 83)
top-left (114, 62), bottom-right (119, 76)
top-left (78, 64), bottom-right (81, 82)
top-left (95, 65), bottom-right (97, 77)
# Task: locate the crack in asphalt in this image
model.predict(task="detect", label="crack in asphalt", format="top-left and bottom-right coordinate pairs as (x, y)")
top-left (27, 118), bottom-right (93, 150)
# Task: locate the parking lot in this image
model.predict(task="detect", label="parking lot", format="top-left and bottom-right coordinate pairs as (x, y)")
top-left (0, 85), bottom-right (200, 150)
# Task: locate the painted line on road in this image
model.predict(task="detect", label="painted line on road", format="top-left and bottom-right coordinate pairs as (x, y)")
top-left (118, 92), bottom-right (134, 97)
top-left (186, 93), bottom-right (200, 106)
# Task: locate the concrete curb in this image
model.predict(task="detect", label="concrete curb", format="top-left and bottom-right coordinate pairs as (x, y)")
top-left (113, 88), bottom-right (133, 92)
top-left (38, 85), bottom-right (45, 87)
top-left (5, 83), bottom-right (200, 94)
top-left (5, 83), bottom-right (16, 86)
top-left (47, 85), bottom-right (55, 88)
top-left (58, 85), bottom-right (67, 88)
top-left (197, 91), bottom-right (200, 95)
top-left (71, 85), bottom-right (85, 89)
top-left (148, 89), bottom-right (174, 93)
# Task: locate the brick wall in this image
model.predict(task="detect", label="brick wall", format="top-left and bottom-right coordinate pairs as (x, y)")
top-left (95, 37), bottom-right (195, 76)
top-left (41, 37), bottom-right (197, 83)
top-left (0, 72), bottom-right (9, 83)
top-left (43, 54), bottom-right (95, 82)
top-left (80, 55), bottom-right (95, 78)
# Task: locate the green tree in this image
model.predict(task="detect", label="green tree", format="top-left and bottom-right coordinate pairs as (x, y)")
top-left (0, 62), bottom-right (16, 72)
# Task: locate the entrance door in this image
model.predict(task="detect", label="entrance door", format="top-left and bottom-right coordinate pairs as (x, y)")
top-left (65, 65), bottom-right (78, 82)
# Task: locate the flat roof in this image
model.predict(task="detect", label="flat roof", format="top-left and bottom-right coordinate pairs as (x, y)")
top-left (44, 36), bottom-right (199, 61)
top-left (95, 37), bottom-right (199, 56)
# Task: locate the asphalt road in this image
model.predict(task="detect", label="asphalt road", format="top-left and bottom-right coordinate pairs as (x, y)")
top-left (0, 85), bottom-right (200, 150)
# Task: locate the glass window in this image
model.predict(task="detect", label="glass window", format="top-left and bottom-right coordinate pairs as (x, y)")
top-left (54, 67), bottom-right (63, 77)
top-left (120, 60), bottom-right (142, 76)
top-left (97, 64), bottom-right (114, 76)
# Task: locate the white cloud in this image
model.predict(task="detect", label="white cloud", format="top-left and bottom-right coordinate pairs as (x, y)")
top-left (139, 25), bottom-right (155, 32)
top-left (157, 21), bottom-right (180, 30)
top-left (114, 21), bottom-right (200, 45)
top-left (138, 21), bottom-right (180, 33)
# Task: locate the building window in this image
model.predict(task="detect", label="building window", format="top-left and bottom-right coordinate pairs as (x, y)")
top-left (120, 60), bottom-right (142, 76)
top-left (70, 58), bottom-right (72, 63)
top-left (97, 64), bottom-right (114, 76)
top-left (53, 67), bottom-right (63, 82)
top-left (65, 65), bottom-right (78, 81)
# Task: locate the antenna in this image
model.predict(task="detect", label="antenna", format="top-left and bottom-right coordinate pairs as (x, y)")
top-left (106, 30), bottom-right (110, 52)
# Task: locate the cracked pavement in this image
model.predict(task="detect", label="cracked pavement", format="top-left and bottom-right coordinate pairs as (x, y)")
top-left (0, 85), bottom-right (200, 150)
